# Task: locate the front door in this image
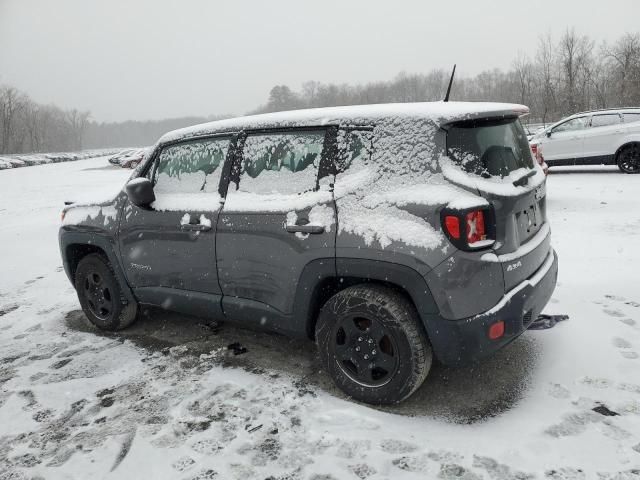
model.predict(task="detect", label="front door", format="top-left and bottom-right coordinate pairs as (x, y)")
top-left (216, 128), bottom-right (337, 334)
top-left (119, 136), bottom-right (232, 301)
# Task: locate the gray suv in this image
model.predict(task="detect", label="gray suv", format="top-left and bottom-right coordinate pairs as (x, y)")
top-left (59, 102), bottom-right (558, 404)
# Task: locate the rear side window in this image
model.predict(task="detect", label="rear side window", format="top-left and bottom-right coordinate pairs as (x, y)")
top-left (154, 137), bottom-right (230, 194)
top-left (590, 114), bottom-right (621, 128)
top-left (623, 113), bottom-right (640, 123)
top-left (336, 129), bottom-right (374, 173)
top-left (234, 130), bottom-right (324, 195)
top-left (447, 117), bottom-right (534, 178)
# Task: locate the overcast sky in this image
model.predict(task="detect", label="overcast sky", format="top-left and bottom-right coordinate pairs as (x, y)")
top-left (1, 0), bottom-right (638, 122)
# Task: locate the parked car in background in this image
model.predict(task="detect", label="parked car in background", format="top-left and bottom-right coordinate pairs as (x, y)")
top-left (108, 149), bottom-right (137, 166)
top-left (530, 108), bottom-right (640, 173)
top-left (523, 123), bottom-right (547, 141)
top-left (60, 102), bottom-right (557, 404)
top-left (107, 148), bottom-right (149, 169)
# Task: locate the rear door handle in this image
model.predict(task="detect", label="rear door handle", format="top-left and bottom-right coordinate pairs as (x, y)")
top-left (286, 225), bottom-right (325, 234)
top-left (181, 223), bottom-right (211, 232)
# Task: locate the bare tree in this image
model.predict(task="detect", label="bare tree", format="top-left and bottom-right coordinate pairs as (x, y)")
top-left (603, 33), bottom-right (640, 105)
top-left (0, 86), bottom-right (27, 154)
top-left (513, 52), bottom-right (534, 106)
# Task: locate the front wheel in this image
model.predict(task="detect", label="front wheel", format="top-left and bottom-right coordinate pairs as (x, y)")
top-left (75, 253), bottom-right (138, 331)
top-left (315, 285), bottom-right (432, 405)
top-left (617, 144), bottom-right (640, 174)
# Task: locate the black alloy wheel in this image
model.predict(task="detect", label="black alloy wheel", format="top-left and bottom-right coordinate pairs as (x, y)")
top-left (617, 144), bottom-right (640, 173)
top-left (82, 271), bottom-right (113, 320)
top-left (316, 284), bottom-right (432, 405)
top-left (332, 314), bottom-right (399, 387)
top-left (74, 253), bottom-right (138, 331)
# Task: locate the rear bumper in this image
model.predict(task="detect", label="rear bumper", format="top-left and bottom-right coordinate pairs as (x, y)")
top-left (428, 248), bottom-right (558, 366)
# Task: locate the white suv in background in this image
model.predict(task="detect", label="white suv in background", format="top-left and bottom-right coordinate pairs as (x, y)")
top-left (530, 108), bottom-right (640, 173)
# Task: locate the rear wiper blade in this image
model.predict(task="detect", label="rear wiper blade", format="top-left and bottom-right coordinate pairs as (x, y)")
top-left (512, 169), bottom-right (536, 187)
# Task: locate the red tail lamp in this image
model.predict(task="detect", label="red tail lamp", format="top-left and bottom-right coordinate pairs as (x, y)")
top-left (488, 320), bottom-right (505, 340)
top-left (444, 215), bottom-right (461, 239)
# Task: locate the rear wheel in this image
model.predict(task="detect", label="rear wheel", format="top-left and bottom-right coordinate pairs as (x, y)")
top-left (75, 253), bottom-right (138, 331)
top-left (315, 284), bottom-right (432, 405)
top-left (617, 144), bottom-right (640, 174)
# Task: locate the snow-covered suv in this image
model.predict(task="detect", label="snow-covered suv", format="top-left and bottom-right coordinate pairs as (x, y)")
top-left (530, 108), bottom-right (640, 173)
top-left (59, 102), bottom-right (558, 404)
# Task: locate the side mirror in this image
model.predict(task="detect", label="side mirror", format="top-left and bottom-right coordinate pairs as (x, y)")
top-left (126, 177), bottom-right (155, 208)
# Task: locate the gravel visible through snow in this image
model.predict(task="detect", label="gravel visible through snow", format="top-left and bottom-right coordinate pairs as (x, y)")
top-left (0, 159), bottom-right (639, 479)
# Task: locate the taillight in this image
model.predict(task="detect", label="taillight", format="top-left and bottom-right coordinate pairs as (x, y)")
top-left (441, 206), bottom-right (495, 251)
top-left (466, 210), bottom-right (486, 244)
top-left (444, 215), bottom-right (460, 239)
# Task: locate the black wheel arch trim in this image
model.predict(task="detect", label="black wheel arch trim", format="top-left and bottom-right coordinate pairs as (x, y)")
top-left (294, 257), bottom-right (440, 340)
top-left (59, 229), bottom-right (136, 306)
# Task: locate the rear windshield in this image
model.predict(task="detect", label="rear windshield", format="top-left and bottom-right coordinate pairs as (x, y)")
top-left (446, 117), bottom-right (534, 178)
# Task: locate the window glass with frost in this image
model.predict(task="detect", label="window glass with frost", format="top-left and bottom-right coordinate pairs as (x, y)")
top-left (333, 129), bottom-right (376, 198)
top-left (623, 113), bottom-right (640, 124)
top-left (590, 114), bottom-right (621, 128)
top-left (233, 131), bottom-right (325, 195)
top-left (154, 138), bottom-right (230, 194)
top-left (552, 117), bottom-right (587, 133)
top-left (336, 129), bottom-right (374, 173)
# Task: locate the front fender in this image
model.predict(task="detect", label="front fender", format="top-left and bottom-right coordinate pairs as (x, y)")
top-left (58, 228), bottom-right (136, 306)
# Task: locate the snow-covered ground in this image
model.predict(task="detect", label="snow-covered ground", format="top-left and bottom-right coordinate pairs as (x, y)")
top-left (0, 149), bottom-right (124, 170)
top-left (0, 158), bottom-right (639, 479)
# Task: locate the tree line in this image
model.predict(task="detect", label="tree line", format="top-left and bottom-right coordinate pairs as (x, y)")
top-left (255, 30), bottom-right (640, 125)
top-left (2, 29), bottom-right (639, 154)
top-left (0, 85), bottom-right (91, 154)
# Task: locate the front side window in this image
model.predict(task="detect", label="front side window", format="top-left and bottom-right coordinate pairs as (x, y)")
top-left (447, 117), bottom-right (534, 178)
top-left (552, 117), bottom-right (587, 133)
top-left (590, 114), bottom-right (621, 128)
top-left (233, 130), bottom-right (325, 195)
top-left (154, 137), bottom-right (230, 195)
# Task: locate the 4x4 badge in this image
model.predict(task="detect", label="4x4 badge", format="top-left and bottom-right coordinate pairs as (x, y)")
top-left (507, 260), bottom-right (522, 272)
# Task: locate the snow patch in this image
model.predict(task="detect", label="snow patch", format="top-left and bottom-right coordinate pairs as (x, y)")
top-left (152, 193), bottom-right (222, 212)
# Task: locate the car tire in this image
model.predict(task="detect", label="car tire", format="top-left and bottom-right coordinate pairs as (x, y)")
top-left (616, 144), bottom-right (640, 174)
top-left (74, 253), bottom-right (138, 331)
top-left (315, 284), bottom-right (432, 405)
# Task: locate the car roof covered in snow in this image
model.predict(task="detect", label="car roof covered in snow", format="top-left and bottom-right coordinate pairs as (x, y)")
top-left (158, 101), bottom-right (529, 145)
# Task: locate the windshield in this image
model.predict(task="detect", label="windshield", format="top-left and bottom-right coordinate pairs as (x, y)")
top-left (447, 117), bottom-right (534, 178)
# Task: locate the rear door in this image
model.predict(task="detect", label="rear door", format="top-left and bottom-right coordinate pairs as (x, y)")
top-left (582, 113), bottom-right (623, 161)
top-left (542, 116), bottom-right (588, 164)
top-left (119, 136), bottom-right (231, 297)
top-left (446, 117), bottom-right (551, 292)
top-left (216, 128), bottom-right (337, 333)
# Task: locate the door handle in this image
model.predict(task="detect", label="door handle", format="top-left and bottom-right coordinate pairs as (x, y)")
top-left (286, 225), bottom-right (325, 234)
top-left (181, 223), bottom-right (211, 232)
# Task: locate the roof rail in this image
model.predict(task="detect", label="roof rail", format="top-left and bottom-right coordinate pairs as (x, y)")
top-left (572, 107), bottom-right (640, 116)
